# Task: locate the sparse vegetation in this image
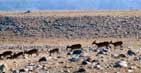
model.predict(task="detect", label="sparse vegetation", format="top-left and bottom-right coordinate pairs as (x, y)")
top-left (0, 11), bottom-right (141, 73)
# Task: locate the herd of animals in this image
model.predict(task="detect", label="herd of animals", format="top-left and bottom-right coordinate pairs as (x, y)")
top-left (0, 39), bottom-right (140, 73)
top-left (0, 40), bottom-right (123, 60)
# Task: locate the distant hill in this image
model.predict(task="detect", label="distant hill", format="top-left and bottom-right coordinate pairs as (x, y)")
top-left (0, 14), bottom-right (141, 39)
top-left (0, 0), bottom-right (141, 10)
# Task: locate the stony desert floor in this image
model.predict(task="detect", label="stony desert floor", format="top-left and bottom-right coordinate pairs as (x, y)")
top-left (0, 10), bottom-right (141, 73)
top-left (0, 38), bottom-right (141, 73)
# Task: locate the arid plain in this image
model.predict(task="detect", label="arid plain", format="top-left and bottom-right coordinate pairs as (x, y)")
top-left (0, 11), bottom-right (141, 73)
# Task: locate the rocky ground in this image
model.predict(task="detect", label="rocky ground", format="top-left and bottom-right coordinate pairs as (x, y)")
top-left (0, 38), bottom-right (141, 73)
top-left (0, 11), bottom-right (141, 73)
top-left (0, 15), bottom-right (141, 39)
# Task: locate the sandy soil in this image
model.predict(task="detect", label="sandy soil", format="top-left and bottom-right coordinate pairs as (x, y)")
top-left (0, 10), bottom-right (141, 17)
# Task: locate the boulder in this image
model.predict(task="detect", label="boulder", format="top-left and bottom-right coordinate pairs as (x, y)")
top-left (111, 54), bottom-right (119, 58)
top-left (127, 50), bottom-right (136, 56)
top-left (114, 61), bottom-right (128, 68)
top-left (96, 51), bottom-right (107, 56)
top-left (11, 69), bottom-right (19, 73)
top-left (75, 68), bottom-right (86, 73)
top-left (112, 54), bottom-right (126, 59)
top-left (118, 54), bottom-right (127, 58)
top-left (81, 60), bottom-right (91, 65)
top-left (128, 69), bottom-right (133, 73)
top-left (39, 57), bottom-right (48, 62)
top-left (94, 65), bottom-right (103, 70)
top-left (134, 56), bottom-right (141, 61)
top-left (19, 68), bottom-right (28, 72)
top-left (68, 57), bottom-right (80, 62)
top-left (0, 64), bottom-right (6, 73)
top-left (72, 50), bottom-right (83, 55)
top-left (89, 47), bottom-right (98, 52)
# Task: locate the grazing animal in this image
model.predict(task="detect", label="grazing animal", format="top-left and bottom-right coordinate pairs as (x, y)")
top-left (15, 52), bottom-right (24, 57)
top-left (0, 51), bottom-right (13, 59)
top-left (0, 54), bottom-right (3, 60)
top-left (110, 41), bottom-right (123, 48)
top-left (49, 48), bottom-right (59, 56)
top-left (8, 52), bottom-right (24, 59)
top-left (24, 49), bottom-right (38, 56)
top-left (92, 41), bottom-right (110, 49)
top-left (66, 44), bottom-right (82, 51)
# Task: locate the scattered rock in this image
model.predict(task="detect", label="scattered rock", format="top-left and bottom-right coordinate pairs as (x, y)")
top-left (118, 54), bottom-right (127, 58)
top-left (114, 61), bottom-right (128, 68)
top-left (11, 69), bottom-right (19, 73)
top-left (39, 57), bottom-right (48, 62)
top-left (63, 67), bottom-right (71, 73)
top-left (128, 69), bottom-right (134, 73)
top-left (0, 64), bottom-right (6, 73)
top-left (68, 57), bottom-right (80, 62)
top-left (74, 67), bottom-right (86, 73)
top-left (111, 54), bottom-right (119, 58)
top-left (127, 50), bottom-right (136, 56)
top-left (134, 56), bottom-right (141, 61)
top-left (89, 47), bottom-right (98, 52)
top-left (72, 50), bottom-right (83, 55)
top-left (112, 54), bottom-right (126, 59)
top-left (94, 64), bottom-right (103, 70)
top-left (19, 68), bottom-right (27, 72)
top-left (96, 51), bottom-right (107, 56)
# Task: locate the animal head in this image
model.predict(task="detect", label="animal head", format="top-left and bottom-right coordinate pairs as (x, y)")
top-left (23, 50), bottom-right (27, 53)
top-left (92, 40), bottom-right (96, 44)
top-left (66, 45), bottom-right (70, 50)
top-left (109, 41), bottom-right (113, 44)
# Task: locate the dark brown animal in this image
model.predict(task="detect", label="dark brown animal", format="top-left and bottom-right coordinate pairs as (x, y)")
top-left (24, 49), bottom-right (38, 56)
top-left (49, 48), bottom-right (59, 56)
top-left (8, 51), bottom-right (24, 59)
top-left (0, 51), bottom-right (13, 59)
top-left (66, 44), bottom-right (82, 51)
top-left (92, 41), bottom-right (110, 49)
top-left (110, 41), bottom-right (123, 48)
top-left (0, 54), bottom-right (3, 60)
top-left (7, 53), bottom-right (17, 59)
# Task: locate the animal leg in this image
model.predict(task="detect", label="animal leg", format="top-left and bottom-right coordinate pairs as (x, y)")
top-left (49, 53), bottom-right (51, 56)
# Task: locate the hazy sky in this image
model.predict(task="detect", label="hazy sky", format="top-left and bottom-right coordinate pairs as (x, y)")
top-left (0, 0), bottom-right (141, 10)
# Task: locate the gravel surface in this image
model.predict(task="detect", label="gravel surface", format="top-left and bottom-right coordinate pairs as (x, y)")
top-left (0, 16), bottom-right (141, 39)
